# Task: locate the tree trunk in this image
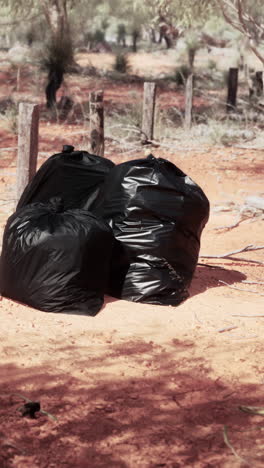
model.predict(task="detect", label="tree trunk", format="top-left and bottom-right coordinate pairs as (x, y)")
top-left (164, 35), bottom-right (172, 49)
top-left (42, 0), bottom-right (75, 108)
top-left (227, 68), bottom-right (238, 112)
top-left (45, 69), bottom-right (64, 108)
top-left (132, 31), bottom-right (139, 53)
top-left (42, 0), bottom-right (70, 40)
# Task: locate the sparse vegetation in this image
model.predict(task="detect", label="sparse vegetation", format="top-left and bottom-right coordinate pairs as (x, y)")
top-left (93, 29), bottom-right (105, 44)
top-left (41, 35), bottom-right (74, 108)
top-left (208, 59), bottom-right (217, 70)
top-left (131, 27), bottom-right (140, 53)
top-left (172, 65), bottom-right (191, 86)
top-left (0, 0), bottom-right (263, 147)
top-left (117, 23), bottom-right (127, 47)
top-left (0, 100), bottom-right (18, 134)
top-left (113, 53), bottom-right (131, 74)
top-left (184, 30), bottom-right (202, 69)
top-left (0, 5), bottom-right (264, 468)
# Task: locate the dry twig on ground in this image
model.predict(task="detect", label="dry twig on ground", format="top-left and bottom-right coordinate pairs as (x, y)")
top-left (223, 425), bottom-right (250, 466)
top-left (200, 244), bottom-right (264, 259)
top-left (239, 406), bottom-right (264, 416)
top-left (242, 280), bottom-right (264, 285)
top-left (219, 280), bottom-right (264, 296)
top-left (231, 314), bottom-right (264, 317)
top-left (218, 325), bottom-right (238, 333)
top-left (214, 198), bottom-right (264, 231)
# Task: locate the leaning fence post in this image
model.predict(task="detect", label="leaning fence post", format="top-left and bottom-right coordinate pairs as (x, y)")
top-left (226, 67), bottom-right (238, 112)
top-left (90, 90), bottom-right (104, 157)
top-left (184, 74), bottom-right (193, 129)
top-left (16, 103), bottom-right (39, 205)
top-left (141, 82), bottom-right (156, 143)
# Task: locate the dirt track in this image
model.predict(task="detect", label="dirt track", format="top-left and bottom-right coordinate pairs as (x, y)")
top-left (0, 55), bottom-right (264, 467)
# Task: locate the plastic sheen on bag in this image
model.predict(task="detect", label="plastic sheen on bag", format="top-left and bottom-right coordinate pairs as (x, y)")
top-left (16, 145), bottom-right (115, 212)
top-left (0, 199), bottom-right (114, 315)
top-left (95, 155), bottom-right (210, 306)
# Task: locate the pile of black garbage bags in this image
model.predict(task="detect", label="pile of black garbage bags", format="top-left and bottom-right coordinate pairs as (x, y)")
top-left (0, 145), bottom-right (210, 316)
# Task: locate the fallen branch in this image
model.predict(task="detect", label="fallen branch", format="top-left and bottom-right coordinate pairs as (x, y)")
top-left (107, 123), bottom-right (147, 138)
top-left (219, 280), bottom-right (264, 296)
top-left (242, 280), bottom-right (264, 285)
top-left (12, 393), bottom-right (57, 422)
top-left (107, 123), bottom-right (207, 151)
top-left (231, 314), bottom-right (264, 317)
top-left (223, 256), bottom-right (264, 265)
top-left (229, 334), bottom-right (258, 340)
top-left (197, 262), bottom-right (227, 270)
top-left (218, 325), bottom-right (238, 333)
top-left (200, 244), bottom-right (264, 259)
top-left (214, 209), bottom-right (263, 232)
top-left (214, 216), bottom-right (246, 231)
top-left (223, 425), bottom-right (250, 465)
top-left (239, 406), bottom-right (264, 416)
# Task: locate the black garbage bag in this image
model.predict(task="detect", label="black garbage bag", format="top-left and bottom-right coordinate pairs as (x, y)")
top-left (16, 145), bottom-right (115, 211)
top-left (95, 155), bottom-right (210, 305)
top-left (0, 199), bottom-right (114, 315)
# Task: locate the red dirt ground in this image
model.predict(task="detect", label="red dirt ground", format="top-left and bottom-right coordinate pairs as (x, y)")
top-left (0, 55), bottom-right (264, 467)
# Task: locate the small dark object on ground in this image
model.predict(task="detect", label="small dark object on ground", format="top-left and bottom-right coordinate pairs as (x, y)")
top-left (19, 402), bottom-right (40, 418)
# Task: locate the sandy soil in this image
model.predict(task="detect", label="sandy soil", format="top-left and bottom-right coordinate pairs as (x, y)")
top-left (76, 47), bottom-right (263, 75)
top-left (0, 54), bottom-right (264, 468)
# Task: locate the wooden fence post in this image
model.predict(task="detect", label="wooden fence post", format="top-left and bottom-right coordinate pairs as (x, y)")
top-left (255, 71), bottom-right (263, 97)
top-left (244, 63), bottom-right (249, 83)
top-left (184, 74), bottom-right (193, 129)
top-left (90, 90), bottom-right (104, 157)
top-left (141, 82), bottom-right (157, 143)
top-left (226, 67), bottom-right (238, 112)
top-left (16, 103), bottom-right (39, 204)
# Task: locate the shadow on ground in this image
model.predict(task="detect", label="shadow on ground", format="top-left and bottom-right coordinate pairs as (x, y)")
top-left (0, 337), bottom-right (263, 467)
top-left (104, 265), bottom-right (246, 308)
top-left (189, 265), bottom-right (246, 298)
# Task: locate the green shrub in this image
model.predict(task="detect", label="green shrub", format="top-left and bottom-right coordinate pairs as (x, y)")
top-left (173, 65), bottom-right (191, 85)
top-left (117, 24), bottom-right (127, 45)
top-left (41, 34), bottom-right (74, 75)
top-left (0, 100), bottom-right (18, 134)
top-left (208, 59), bottom-right (217, 70)
top-left (93, 29), bottom-right (105, 43)
top-left (113, 53), bottom-right (130, 74)
top-left (222, 70), bottom-right (230, 86)
top-left (41, 34), bottom-right (74, 108)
